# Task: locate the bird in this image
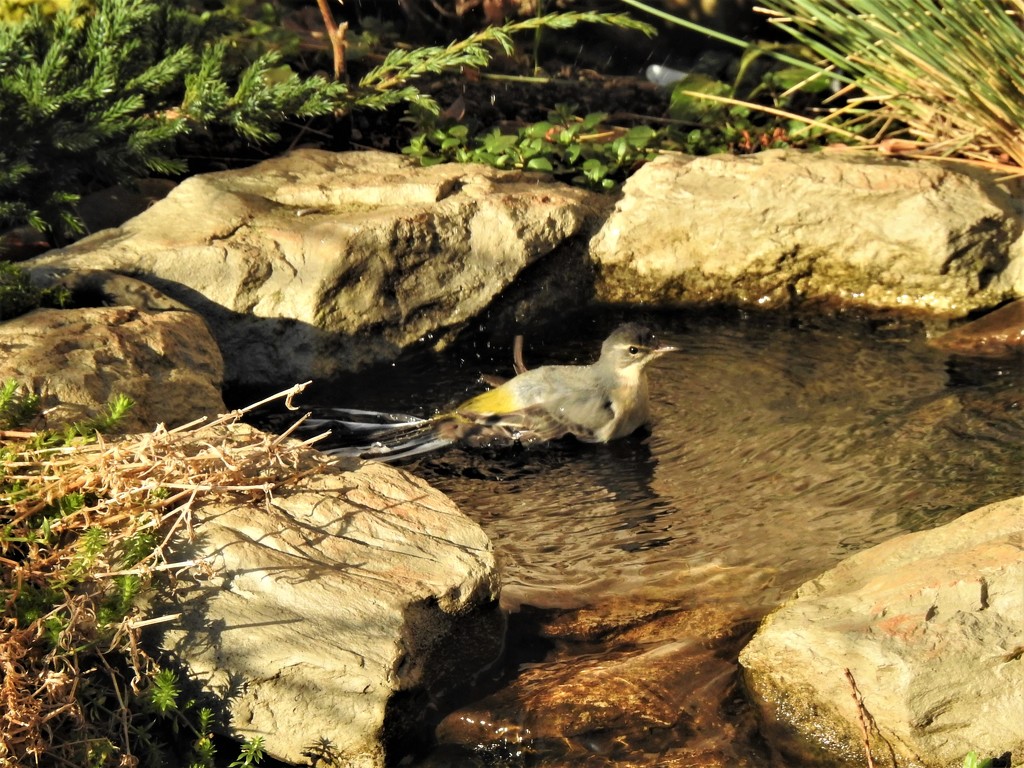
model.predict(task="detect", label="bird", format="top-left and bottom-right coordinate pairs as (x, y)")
top-left (313, 323), bottom-right (678, 461)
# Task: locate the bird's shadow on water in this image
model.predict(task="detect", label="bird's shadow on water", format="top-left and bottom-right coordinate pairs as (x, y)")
top-left (410, 429), bottom-right (662, 502)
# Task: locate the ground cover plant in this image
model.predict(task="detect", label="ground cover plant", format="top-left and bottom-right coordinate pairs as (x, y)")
top-left (0, 259), bottom-right (70, 319)
top-left (0, 381), bottom-right (321, 766)
top-left (0, 0), bottom-right (652, 242)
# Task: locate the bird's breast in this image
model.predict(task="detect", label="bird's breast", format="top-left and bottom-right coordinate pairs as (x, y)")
top-left (597, 373), bottom-right (651, 441)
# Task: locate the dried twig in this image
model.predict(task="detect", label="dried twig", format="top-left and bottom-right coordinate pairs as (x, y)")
top-left (1, 383), bottom-right (330, 764)
top-left (844, 668), bottom-right (898, 768)
top-left (314, 0), bottom-right (348, 81)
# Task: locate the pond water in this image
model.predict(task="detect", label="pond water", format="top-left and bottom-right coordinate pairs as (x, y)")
top-left (280, 309), bottom-right (1024, 766)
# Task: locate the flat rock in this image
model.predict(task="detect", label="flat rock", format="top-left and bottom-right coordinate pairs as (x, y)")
top-left (590, 150), bottom-right (1023, 315)
top-left (739, 496), bottom-right (1024, 767)
top-left (29, 150), bottom-right (602, 385)
top-left (161, 448), bottom-right (502, 766)
top-left (0, 301), bottom-right (224, 431)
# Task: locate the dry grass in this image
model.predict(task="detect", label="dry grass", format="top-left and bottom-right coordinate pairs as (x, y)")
top-left (1, 383), bottom-right (328, 766)
top-left (759, 0), bottom-right (1024, 177)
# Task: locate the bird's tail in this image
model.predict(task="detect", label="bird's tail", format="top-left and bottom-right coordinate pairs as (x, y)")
top-left (303, 407), bottom-right (456, 462)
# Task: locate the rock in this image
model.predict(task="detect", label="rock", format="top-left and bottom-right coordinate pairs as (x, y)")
top-left (160, 450), bottom-right (502, 767)
top-left (29, 150), bottom-right (602, 386)
top-left (0, 300), bottom-right (224, 432)
top-left (590, 150), bottom-right (1022, 316)
top-left (930, 298), bottom-right (1024, 356)
top-left (435, 601), bottom-right (762, 767)
top-left (739, 496), bottom-right (1024, 767)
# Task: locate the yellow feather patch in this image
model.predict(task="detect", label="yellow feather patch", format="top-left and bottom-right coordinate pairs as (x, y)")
top-left (456, 384), bottom-right (521, 415)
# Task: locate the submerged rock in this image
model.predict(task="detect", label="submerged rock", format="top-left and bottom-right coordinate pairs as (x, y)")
top-left (590, 150), bottom-right (1023, 316)
top-left (930, 298), bottom-right (1024, 356)
top-left (739, 496), bottom-right (1024, 767)
top-left (435, 600), bottom-right (764, 767)
top-left (160, 446), bottom-right (502, 767)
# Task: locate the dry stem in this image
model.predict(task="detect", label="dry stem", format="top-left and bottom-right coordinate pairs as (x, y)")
top-left (1, 383), bottom-right (329, 764)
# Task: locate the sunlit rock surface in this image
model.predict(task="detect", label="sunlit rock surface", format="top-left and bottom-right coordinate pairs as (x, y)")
top-left (161, 451), bottom-right (502, 767)
top-left (739, 496), bottom-right (1024, 767)
top-left (591, 150), bottom-right (1023, 315)
top-left (0, 279), bottom-right (224, 431)
top-left (26, 149), bottom-right (1023, 388)
top-left (29, 149), bottom-right (602, 385)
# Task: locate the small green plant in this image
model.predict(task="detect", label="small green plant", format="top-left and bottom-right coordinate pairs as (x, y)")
top-left (0, 377), bottom-right (41, 427)
top-left (404, 103), bottom-right (659, 189)
top-left (1, 383), bottom-right (318, 765)
top-left (0, 258), bottom-right (38, 318)
top-left (0, 259), bottom-right (72, 319)
top-left (963, 752), bottom-right (996, 768)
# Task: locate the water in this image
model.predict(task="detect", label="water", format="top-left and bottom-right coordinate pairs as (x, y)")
top-left (289, 310), bottom-right (1024, 765)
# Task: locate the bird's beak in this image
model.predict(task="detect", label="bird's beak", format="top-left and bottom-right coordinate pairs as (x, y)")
top-left (653, 343), bottom-right (679, 356)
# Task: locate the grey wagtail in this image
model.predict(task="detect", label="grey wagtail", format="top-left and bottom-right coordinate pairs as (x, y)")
top-left (318, 323), bottom-right (678, 461)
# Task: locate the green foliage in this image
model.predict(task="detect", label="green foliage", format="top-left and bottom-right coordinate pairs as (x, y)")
top-left (664, 41), bottom-right (836, 154)
top-left (357, 11), bottom-right (653, 115)
top-left (761, 0), bottom-right (1024, 170)
top-left (963, 751), bottom-right (996, 768)
top-left (0, 0), bottom-right (352, 238)
top-left (0, 259), bottom-right (72, 319)
top-left (0, 0), bottom-right (79, 23)
top-left (627, 0), bottom-right (1024, 173)
top-left (405, 103), bottom-right (659, 189)
top-left (0, 258), bottom-right (38, 318)
top-left (0, 0), bottom-right (653, 239)
top-left (0, 377), bottom-right (41, 428)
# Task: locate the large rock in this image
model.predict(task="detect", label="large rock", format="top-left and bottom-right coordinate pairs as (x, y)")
top-left (29, 150), bottom-right (602, 386)
top-left (0, 290), bottom-right (224, 431)
top-left (739, 496), bottom-right (1024, 767)
top-left (590, 150), bottom-right (1023, 315)
top-left (161, 451), bottom-right (502, 767)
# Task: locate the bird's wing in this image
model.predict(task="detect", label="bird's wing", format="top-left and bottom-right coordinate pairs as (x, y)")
top-left (456, 367), bottom-right (615, 444)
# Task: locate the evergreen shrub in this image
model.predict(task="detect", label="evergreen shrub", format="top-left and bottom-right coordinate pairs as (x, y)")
top-left (0, 0), bottom-right (346, 239)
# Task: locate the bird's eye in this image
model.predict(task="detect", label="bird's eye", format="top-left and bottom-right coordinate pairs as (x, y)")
top-left (628, 345), bottom-right (640, 355)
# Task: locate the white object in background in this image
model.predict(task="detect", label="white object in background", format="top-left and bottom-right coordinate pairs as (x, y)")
top-left (646, 64), bottom-right (689, 86)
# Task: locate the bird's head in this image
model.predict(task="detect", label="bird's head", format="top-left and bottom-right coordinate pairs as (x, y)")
top-left (599, 323), bottom-right (678, 373)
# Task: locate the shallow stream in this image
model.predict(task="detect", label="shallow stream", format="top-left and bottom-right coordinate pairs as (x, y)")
top-left (297, 309), bottom-right (1024, 766)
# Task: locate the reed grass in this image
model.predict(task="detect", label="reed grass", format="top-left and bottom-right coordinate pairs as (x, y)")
top-left (759, 0), bottom-right (1024, 174)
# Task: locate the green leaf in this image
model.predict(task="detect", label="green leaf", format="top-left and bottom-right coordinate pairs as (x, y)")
top-left (580, 111), bottom-right (608, 131)
top-left (625, 125), bottom-right (657, 148)
top-left (150, 670), bottom-right (180, 714)
top-left (668, 75), bottom-right (730, 121)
